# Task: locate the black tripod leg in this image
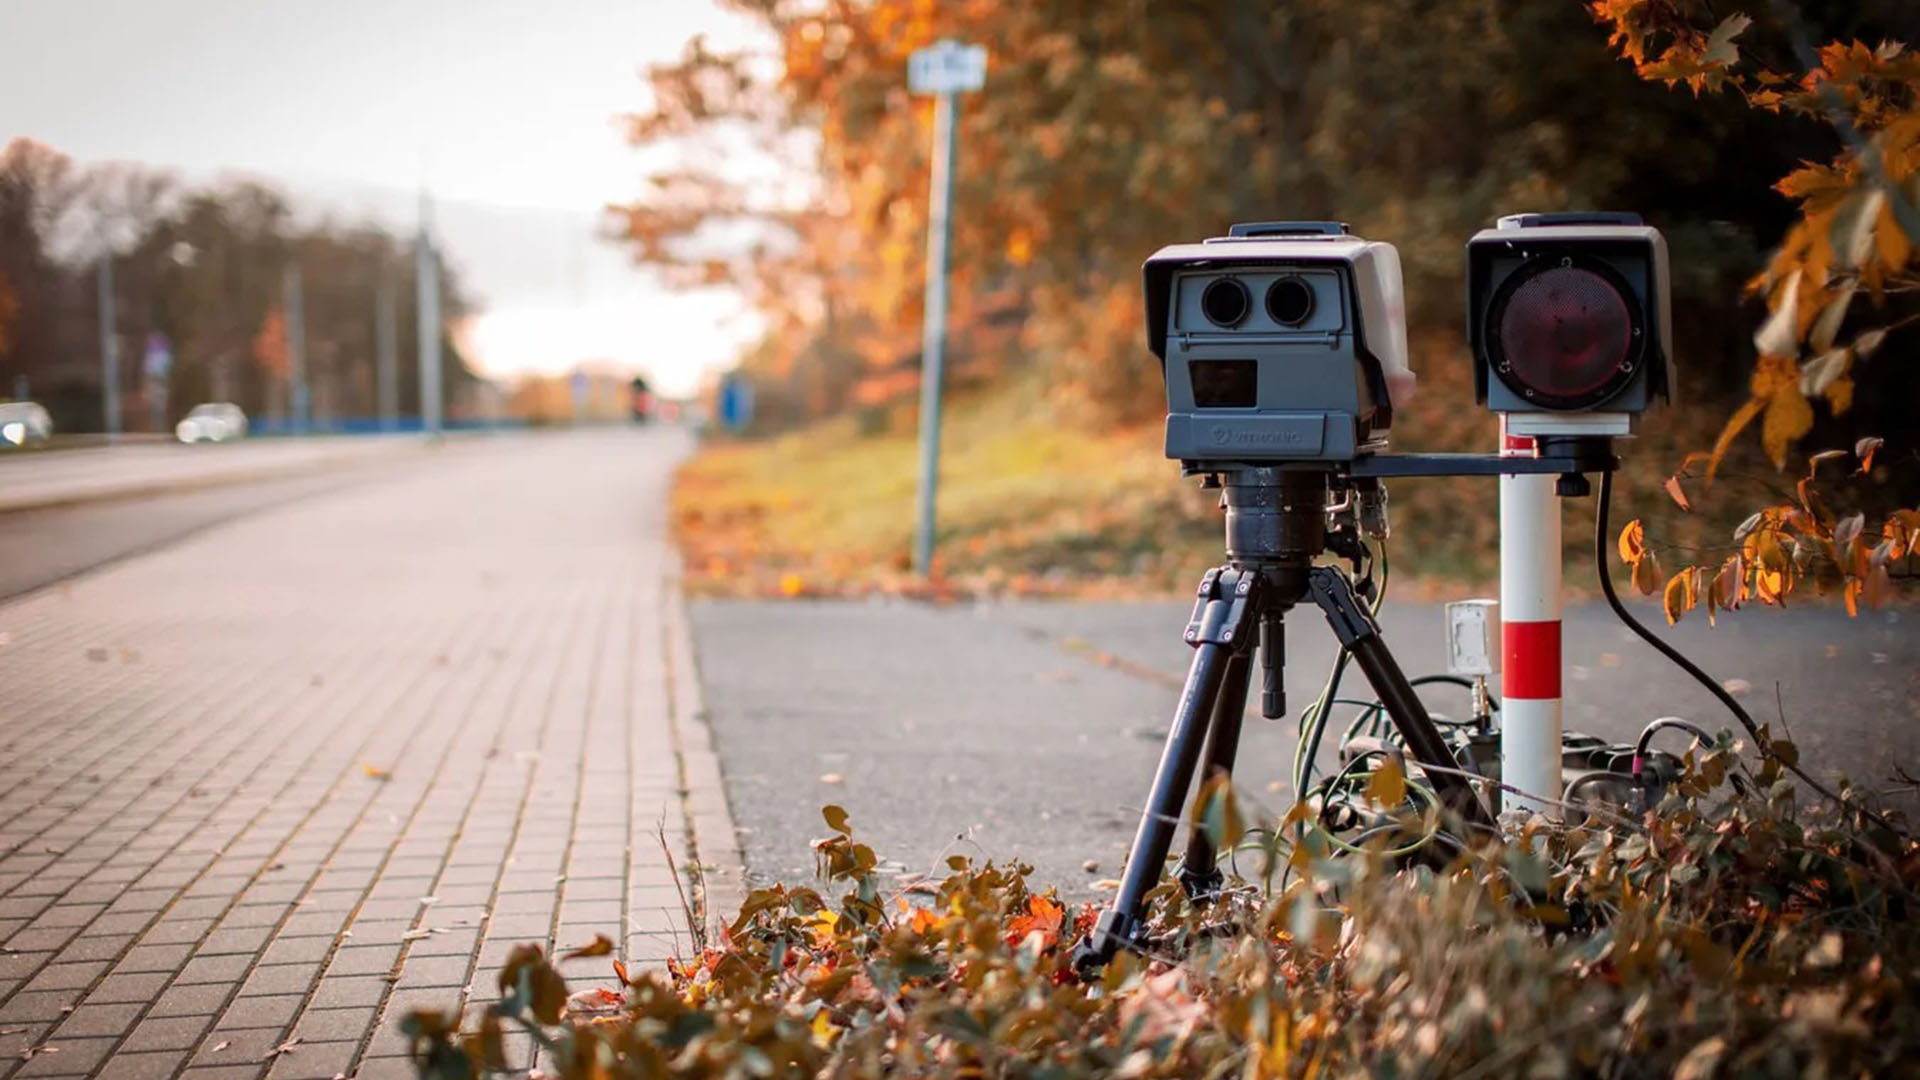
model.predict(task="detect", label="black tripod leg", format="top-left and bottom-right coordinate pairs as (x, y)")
top-left (1074, 641), bottom-right (1232, 969)
top-left (1307, 568), bottom-right (1495, 831)
top-left (1176, 650), bottom-right (1251, 902)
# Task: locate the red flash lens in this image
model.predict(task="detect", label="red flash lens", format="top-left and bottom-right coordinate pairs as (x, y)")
top-left (1497, 266), bottom-right (1631, 399)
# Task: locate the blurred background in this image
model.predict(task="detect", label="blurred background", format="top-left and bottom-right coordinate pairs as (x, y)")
top-left (2, 0), bottom-right (1915, 591)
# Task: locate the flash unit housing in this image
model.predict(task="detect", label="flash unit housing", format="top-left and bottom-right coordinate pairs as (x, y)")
top-left (1147, 222), bottom-right (1413, 470)
top-left (1467, 212), bottom-right (1673, 428)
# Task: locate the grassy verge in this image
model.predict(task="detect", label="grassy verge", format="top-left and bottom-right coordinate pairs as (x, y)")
top-left (673, 389), bottom-right (1222, 598)
top-left (673, 367), bottom-right (1829, 603)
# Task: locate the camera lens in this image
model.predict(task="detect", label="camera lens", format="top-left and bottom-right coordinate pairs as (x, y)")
top-left (1266, 277), bottom-right (1314, 326)
top-left (1497, 265), bottom-right (1633, 403)
top-left (1200, 278), bottom-right (1251, 327)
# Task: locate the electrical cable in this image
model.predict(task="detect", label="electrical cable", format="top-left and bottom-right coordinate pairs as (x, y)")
top-left (1595, 470), bottom-right (1906, 837)
top-left (1633, 716), bottom-right (1715, 761)
top-left (1293, 541), bottom-right (1388, 796)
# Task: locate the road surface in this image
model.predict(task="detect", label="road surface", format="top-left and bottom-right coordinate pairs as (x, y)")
top-left (0, 437), bottom-right (425, 514)
top-left (692, 595), bottom-right (1917, 896)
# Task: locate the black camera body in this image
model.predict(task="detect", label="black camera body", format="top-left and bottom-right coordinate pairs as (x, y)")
top-left (1467, 213), bottom-right (1673, 435)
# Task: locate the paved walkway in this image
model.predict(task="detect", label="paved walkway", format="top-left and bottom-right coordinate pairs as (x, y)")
top-left (0, 428), bottom-right (741, 1079)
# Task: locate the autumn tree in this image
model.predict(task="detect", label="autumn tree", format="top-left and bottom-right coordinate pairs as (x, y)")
top-left (614, 1), bottom-right (1856, 431)
top-left (1592, 2), bottom-right (1919, 621)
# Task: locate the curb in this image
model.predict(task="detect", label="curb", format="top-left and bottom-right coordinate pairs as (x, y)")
top-left (663, 549), bottom-right (750, 943)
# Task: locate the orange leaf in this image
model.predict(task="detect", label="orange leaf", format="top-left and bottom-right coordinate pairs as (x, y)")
top-left (1005, 895), bottom-right (1066, 950)
top-left (1632, 551), bottom-right (1662, 596)
top-left (562, 934), bottom-right (615, 961)
top-left (1664, 476), bottom-right (1693, 512)
top-left (1761, 387), bottom-right (1814, 469)
top-left (1663, 571), bottom-right (1694, 626)
top-left (1707, 398), bottom-right (1765, 479)
top-left (1618, 519), bottom-right (1647, 564)
top-left (909, 906), bottom-right (945, 935)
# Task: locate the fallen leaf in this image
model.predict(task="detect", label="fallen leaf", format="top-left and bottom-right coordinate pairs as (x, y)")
top-left (561, 934), bottom-right (615, 961)
top-left (265, 1036), bottom-right (301, 1061)
top-left (819, 773), bottom-right (844, 785)
top-left (212, 1041), bottom-right (231, 1053)
top-left (362, 764), bottom-right (390, 781)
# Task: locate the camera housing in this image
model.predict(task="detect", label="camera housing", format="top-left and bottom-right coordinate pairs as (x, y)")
top-left (1146, 222), bottom-right (1413, 471)
top-left (1467, 212), bottom-right (1673, 437)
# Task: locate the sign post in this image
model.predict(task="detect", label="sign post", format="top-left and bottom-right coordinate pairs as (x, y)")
top-left (907, 39), bottom-right (986, 577)
top-left (98, 255), bottom-right (120, 440)
top-left (143, 333), bottom-right (172, 434)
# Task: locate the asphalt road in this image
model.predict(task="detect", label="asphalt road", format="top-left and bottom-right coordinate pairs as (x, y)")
top-left (0, 439), bottom-right (467, 600)
top-left (0, 436), bottom-right (420, 512)
top-left (693, 595), bottom-right (1918, 896)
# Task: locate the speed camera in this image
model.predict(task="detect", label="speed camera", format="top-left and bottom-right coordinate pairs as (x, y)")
top-left (1145, 222), bottom-right (1414, 471)
top-left (1467, 212), bottom-right (1673, 436)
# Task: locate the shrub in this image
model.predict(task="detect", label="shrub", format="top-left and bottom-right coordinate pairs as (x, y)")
top-left (404, 743), bottom-right (1918, 1080)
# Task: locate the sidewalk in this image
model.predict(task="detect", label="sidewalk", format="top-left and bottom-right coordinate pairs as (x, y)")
top-left (0, 428), bottom-right (743, 1079)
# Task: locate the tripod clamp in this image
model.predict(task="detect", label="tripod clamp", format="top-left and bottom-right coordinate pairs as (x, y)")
top-left (1183, 568), bottom-right (1265, 651)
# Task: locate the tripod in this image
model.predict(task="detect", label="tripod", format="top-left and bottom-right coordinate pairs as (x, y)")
top-left (1073, 467), bottom-right (1497, 969)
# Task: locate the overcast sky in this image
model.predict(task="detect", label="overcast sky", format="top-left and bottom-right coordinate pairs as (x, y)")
top-left (0, 0), bottom-right (766, 394)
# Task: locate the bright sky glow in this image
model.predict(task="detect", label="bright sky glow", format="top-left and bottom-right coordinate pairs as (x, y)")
top-left (0, 0), bottom-right (767, 396)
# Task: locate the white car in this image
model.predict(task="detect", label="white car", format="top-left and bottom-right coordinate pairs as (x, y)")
top-left (0, 401), bottom-right (53, 448)
top-left (176, 403), bottom-right (249, 444)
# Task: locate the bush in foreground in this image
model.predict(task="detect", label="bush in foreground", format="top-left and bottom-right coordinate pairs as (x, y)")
top-left (405, 746), bottom-right (1918, 1079)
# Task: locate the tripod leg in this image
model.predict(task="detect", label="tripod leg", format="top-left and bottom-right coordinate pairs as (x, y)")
top-left (1074, 567), bottom-right (1266, 973)
top-left (1177, 650), bottom-right (1251, 902)
top-left (1307, 567), bottom-right (1495, 831)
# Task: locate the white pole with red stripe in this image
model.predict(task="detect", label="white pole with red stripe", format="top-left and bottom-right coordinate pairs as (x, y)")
top-left (1500, 419), bottom-right (1562, 817)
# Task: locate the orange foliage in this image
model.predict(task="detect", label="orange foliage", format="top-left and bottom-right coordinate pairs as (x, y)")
top-left (1593, 3), bottom-right (1919, 616)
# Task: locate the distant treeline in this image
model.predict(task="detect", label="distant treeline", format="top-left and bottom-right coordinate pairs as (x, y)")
top-left (0, 138), bottom-right (482, 434)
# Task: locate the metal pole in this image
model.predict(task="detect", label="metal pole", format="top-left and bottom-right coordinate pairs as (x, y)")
top-left (415, 219), bottom-right (443, 437)
top-left (98, 255), bottom-right (120, 439)
top-left (375, 266), bottom-right (398, 431)
top-left (912, 89), bottom-right (958, 577)
top-left (1499, 420), bottom-right (1563, 817)
top-left (284, 262), bottom-right (309, 434)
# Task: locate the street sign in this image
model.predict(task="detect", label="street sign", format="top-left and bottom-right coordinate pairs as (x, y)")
top-left (909, 40), bottom-right (987, 95)
top-left (143, 333), bottom-right (172, 380)
top-left (718, 373), bottom-right (754, 432)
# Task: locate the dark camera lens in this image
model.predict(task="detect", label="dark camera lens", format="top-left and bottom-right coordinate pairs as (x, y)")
top-left (1497, 265), bottom-right (1633, 401)
top-left (1200, 278), bottom-right (1251, 327)
top-left (1266, 277), bottom-right (1314, 326)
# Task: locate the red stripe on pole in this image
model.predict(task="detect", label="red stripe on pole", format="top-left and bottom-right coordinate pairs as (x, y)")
top-left (1503, 619), bottom-right (1561, 699)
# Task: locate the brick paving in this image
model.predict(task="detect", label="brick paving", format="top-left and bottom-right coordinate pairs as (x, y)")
top-left (0, 429), bottom-right (743, 1079)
